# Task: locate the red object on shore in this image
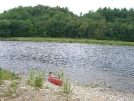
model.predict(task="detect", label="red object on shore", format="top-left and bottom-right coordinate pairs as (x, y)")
top-left (48, 77), bottom-right (62, 86)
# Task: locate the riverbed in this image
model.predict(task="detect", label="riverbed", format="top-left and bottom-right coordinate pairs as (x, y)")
top-left (0, 41), bottom-right (134, 93)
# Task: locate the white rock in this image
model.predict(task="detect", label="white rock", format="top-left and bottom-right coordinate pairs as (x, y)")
top-left (20, 86), bottom-right (27, 90)
top-left (4, 80), bottom-right (11, 85)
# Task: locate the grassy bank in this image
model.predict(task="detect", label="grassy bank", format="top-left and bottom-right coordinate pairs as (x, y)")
top-left (0, 68), bottom-right (74, 100)
top-left (0, 37), bottom-right (134, 46)
top-left (0, 68), bottom-right (19, 81)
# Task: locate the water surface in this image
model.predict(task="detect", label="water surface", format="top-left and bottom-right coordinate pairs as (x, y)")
top-left (0, 41), bottom-right (134, 93)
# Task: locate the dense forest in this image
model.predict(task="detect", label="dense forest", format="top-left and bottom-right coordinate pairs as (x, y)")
top-left (0, 4), bottom-right (134, 42)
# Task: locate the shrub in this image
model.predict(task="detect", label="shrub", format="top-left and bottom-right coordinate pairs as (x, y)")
top-left (56, 68), bottom-right (64, 81)
top-left (34, 71), bottom-right (45, 88)
top-left (62, 78), bottom-right (72, 94)
top-left (27, 69), bottom-right (45, 88)
top-left (56, 69), bottom-right (72, 94)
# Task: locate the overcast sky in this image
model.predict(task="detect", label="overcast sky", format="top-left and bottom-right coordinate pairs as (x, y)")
top-left (0, 0), bottom-right (133, 15)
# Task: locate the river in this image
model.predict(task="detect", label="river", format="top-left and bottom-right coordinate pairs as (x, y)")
top-left (0, 41), bottom-right (134, 93)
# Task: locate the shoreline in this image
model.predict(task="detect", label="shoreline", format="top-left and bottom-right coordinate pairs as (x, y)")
top-left (0, 75), bottom-right (134, 101)
top-left (0, 37), bottom-right (134, 46)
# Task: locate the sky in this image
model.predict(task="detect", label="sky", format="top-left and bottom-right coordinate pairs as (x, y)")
top-left (0, 0), bottom-right (133, 15)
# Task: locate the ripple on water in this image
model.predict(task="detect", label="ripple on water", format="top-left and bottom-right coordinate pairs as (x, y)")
top-left (0, 41), bottom-right (134, 93)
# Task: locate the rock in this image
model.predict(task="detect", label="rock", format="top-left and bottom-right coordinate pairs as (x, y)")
top-left (0, 98), bottom-right (4, 101)
top-left (20, 86), bottom-right (27, 90)
top-left (4, 80), bottom-right (11, 85)
top-left (0, 93), bottom-right (4, 97)
top-left (0, 85), bottom-right (4, 87)
top-left (12, 94), bottom-right (16, 97)
top-left (71, 98), bottom-right (80, 101)
top-left (0, 76), bottom-right (134, 101)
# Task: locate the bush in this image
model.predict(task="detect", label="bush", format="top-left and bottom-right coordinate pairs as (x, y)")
top-left (56, 69), bottom-right (72, 94)
top-left (56, 68), bottom-right (64, 81)
top-left (27, 69), bottom-right (45, 88)
top-left (62, 78), bottom-right (72, 94)
top-left (34, 71), bottom-right (45, 88)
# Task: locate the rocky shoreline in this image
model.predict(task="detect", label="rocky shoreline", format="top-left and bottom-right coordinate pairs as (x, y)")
top-left (0, 76), bottom-right (134, 101)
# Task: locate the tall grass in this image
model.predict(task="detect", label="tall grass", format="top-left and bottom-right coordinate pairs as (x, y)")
top-left (27, 68), bottom-right (45, 88)
top-left (62, 78), bottom-right (72, 94)
top-left (56, 68), bottom-right (64, 81)
top-left (0, 68), bottom-right (19, 97)
top-left (0, 68), bottom-right (19, 80)
top-left (56, 69), bottom-right (72, 94)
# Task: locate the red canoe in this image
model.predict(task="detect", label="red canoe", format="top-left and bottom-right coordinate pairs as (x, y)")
top-left (48, 77), bottom-right (62, 86)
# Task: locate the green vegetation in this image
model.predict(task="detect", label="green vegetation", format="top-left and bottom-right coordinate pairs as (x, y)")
top-left (0, 80), bottom-right (4, 85)
top-left (56, 68), bottom-right (64, 81)
top-left (62, 78), bottom-right (72, 94)
top-left (0, 68), bottom-right (19, 80)
top-left (0, 37), bottom-right (134, 46)
top-left (56, 69), bottom-right (72, 94)
top-left (0, 68), bottom-right (19, 98)
top-left (27, 69), bottom-right (45, 88)
top-left (6, 88), bottom-right (17, 98)
top-left (0, 5), bottom-right (134, 42)
top-left (5, 82), bottom-right (18, 98)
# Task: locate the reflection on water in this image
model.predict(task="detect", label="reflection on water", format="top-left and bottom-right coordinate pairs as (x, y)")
top-left (0, 41), bottom-right (134, 93)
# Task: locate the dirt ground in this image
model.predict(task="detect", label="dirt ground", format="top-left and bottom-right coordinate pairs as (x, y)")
top-left (0, 76), bottom-right (134, 101)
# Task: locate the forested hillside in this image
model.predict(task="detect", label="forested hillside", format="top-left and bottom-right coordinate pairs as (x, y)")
top-left (0, 4), bottom-right (134, 42)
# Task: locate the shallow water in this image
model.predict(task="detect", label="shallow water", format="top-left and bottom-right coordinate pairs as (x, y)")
top-left (0, 41), bottom-right (134, 93)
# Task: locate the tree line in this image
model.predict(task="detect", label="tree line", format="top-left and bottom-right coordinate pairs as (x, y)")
top-left (0, 4), bottom-right (134, 42)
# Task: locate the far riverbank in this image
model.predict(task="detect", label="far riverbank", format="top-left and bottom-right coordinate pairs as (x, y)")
top-left (0, 37), bottom-right (134, 46)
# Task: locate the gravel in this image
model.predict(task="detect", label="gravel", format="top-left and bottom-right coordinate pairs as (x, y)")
top-left (0, 76), bottom-right (134, 101)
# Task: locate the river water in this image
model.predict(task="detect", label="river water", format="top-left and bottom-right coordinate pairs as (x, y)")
top-left (0, 41), bottom-right (134, 93)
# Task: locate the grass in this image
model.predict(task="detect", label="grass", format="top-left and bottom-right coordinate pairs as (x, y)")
top-left (56, 69), bottom-right (72, 94)
top-left (0, 68), bottom-right (19, 80)
top-left (62, 78), bottom-right (72, 94)
top-left (5, 82), bottom-right (18, 98)
top-left (0, 67), bottom-right (72, 95)
top-left (27, 68), bottom-right (45, 88)
top-left (0, 80), bottom-right (4, 85)
top-left (27, 68), bottom-right (72, 93)
top-left (56, 68), bottom-right (64, 81)
top-left (0, 68), bottom-right (20, 98)
top-left (0, 37), bottom-right (134, 46)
